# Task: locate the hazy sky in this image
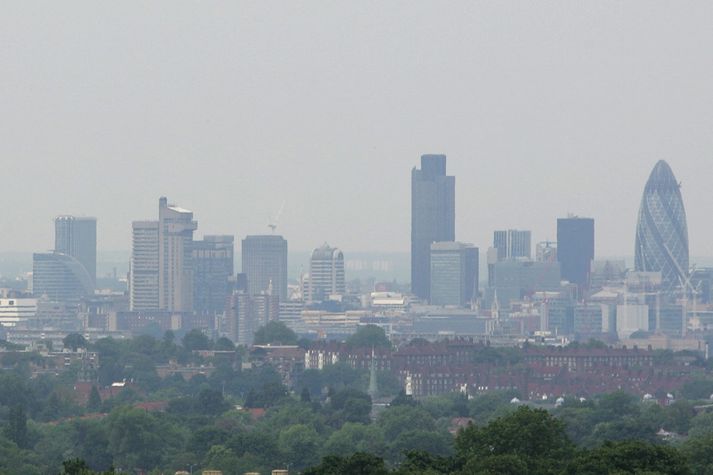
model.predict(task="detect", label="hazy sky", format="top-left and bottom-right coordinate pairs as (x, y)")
top-left (2, 2), bottom-right (712, 258)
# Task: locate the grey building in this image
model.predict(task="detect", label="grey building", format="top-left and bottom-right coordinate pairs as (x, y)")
top-left (225, 290), bottom-right (279, 346)
top-left (158, 197), bottom-right (197, 312)
top-left (573, 303), bottom-right (603, 336)
top-left (429, 242), bottom-right (479, 306)
top-left (193, 235), bottom-right (234, 316)
top-left (242, 235), bottom-right (288, 301)
top-left (493, 260), bottom-right (561, 308)
top-left (635, 161), bottom-right (689, 294)
top-left (307, 243), bottom-right (345, 303)
top-left (32, 252), bottom-right (94, 302)
top-left (54, 216), bottom-right (97, 286)
top-left (557, 217), bottom-right (594, 295)
top-left (493, 229), bottom-right (531, 260)
top-left (411, 154), bottom-right (455, 300)
top-left (130, 221), bottom-right (159, 311)
top-left (130, 197), bottom-right (197, 313)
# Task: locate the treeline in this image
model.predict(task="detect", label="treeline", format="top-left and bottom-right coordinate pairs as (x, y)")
top-left (2, 328), bottom-right (713, 473)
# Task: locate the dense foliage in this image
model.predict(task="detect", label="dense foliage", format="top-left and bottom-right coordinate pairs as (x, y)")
top-left (1, 332), bottom-right (713, 473)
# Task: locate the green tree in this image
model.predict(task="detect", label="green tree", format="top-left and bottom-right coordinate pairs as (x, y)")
top-left (181, 329), bottom-right (211, 351)
top-left (244, 382), bottom-right (288, 408)
top-left (106, 407), bottom-right (178, 470)
top-left (196, 388), bottom-right (230, 415)
top-left (214, 336), bottom-right (236, 351)
top-left (393, 450), bottom-right (455, 475)
top-left (346, 325), bottom-right (390, 349)
top-left (328, 388), bottom-right (372, 426)
top-left (388, 430), bottom-right (453, 464)
top-left (682, 432), bottom-right (713, 474)
top-left (203, 445), bottom-right (240, 472)
top-left (63, 333), bottom-right (88, 351)
top-left (253, 321), bottom-right (298, 345)
top-left (278, 424), bottom-right (322, 470)
top-left (87, 386), bottom-right (102, 412)
top-left (455, 406), bottom-right (573, 475)
top-left (322, 423), bottom-right (385, 458)
top-left (304, 452), bottom-right (389, 475)
top-left (5, 404), bottom-right (28, 448)
top-left (569, 440), bottom-right (690, 475)
top-left (681, 379), bottom-right (713, 400)
top-left (378, 405), bottom-right (436, 441)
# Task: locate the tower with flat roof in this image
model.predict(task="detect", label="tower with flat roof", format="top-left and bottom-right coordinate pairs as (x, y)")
top-left (411, 154), bottom-right (455, 300)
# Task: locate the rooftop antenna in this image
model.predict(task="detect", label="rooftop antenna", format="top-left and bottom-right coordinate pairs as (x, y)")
top-left (268, 200), bottom-right (286, 233)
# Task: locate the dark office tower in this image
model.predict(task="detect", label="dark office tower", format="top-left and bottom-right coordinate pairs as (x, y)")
top-left (193, 236), bottom-right (234, 316)
top-left (493, 229), bottom-right (531, 260)
top-left (32, 252), bottom-right (94, 302)
top-left (635, 161), bottom-right (689, 294)
top-left (557, 217), bottom-right (594, 293)
top-left (242, 235), bottom-right (288, 301)
top-left (411, 154), bottom-right (455, 299)
top-left (55, 216), bottom-right (97, 286)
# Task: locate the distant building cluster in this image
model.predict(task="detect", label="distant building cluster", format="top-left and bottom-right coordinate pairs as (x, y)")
top-left (0, 156), bottom-right (710, 370)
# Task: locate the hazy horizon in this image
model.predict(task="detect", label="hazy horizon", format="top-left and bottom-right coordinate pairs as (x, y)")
top-left (2, 2), bottom-right (712, 257)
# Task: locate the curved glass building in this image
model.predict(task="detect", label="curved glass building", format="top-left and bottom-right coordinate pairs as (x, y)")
top-left (635, 160), bottom-right (689, 293)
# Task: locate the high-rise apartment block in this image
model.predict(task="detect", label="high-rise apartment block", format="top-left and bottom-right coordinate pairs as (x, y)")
top-left (307, 243), bottom-right (345, 303)
top-left (158, 197), bottom-right (197, 312)
top-left (192, 235), bottom-right (234, 316)
top-left (130, 221), bottom-right (159, 311)
top-left (493, 229), bottom-right (531, 260)
top-left (429, 242), bottom-right (478, 306)
top-left (129, 197), bottom-right (196, 312)
top-left (242, 235), bottom-right (288, 301)
top-left (55, 216), bottom-right (97, 285)
top-left (411, 155), bottom-right (455, 300)
top-left (557, 217), bottom-right (594, 294)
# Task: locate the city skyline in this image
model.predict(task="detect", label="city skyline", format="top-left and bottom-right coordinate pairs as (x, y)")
top-left (2, 3), bottom-right (712, 257)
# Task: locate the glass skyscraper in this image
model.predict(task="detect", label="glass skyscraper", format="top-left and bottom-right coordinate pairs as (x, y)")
top-left (635, 160), bottom-right (689, 294)
top-left (557, 217), bottom-right (594, 294)
top-left (411, 155), bottom-right (455, 300)
top-left (55, 216), bottom-right (97, 286)
top-left (242, 235), bottom-right (288, 301)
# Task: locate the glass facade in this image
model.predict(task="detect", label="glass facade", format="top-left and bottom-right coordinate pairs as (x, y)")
top-left (411, 155), bottom-right (455, 300)
top-left (635, 161), bottom-right (689, 294)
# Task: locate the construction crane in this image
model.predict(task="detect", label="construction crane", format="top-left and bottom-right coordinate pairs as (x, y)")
top-left (267, 201), bottom-right (286, 233)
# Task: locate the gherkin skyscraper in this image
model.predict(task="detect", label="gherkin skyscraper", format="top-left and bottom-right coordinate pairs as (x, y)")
top-left (635, 160), bottom-right (689, 293)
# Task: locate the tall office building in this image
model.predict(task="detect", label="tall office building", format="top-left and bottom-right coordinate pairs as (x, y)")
top-left (557, 217), bottom-right (594, 294)
top-left (130, 221), bottom-right (159, 311)
top-left (54, 216), bottom-right (97, 285)
top-left (32, 252), bottom-right (94, 302)
top-left (493, 229), bottom-right (531, 260)
top-left (411, 154), bottom-right (455, 300)
top-left (242, 235), bottom-right (288, 301)
top-left (193, 235), bottom-right (234, 316)
top-left (129, 198), bottom-right (197, 312)
top-left (307, 243), bottom-right (345, 303)
top-left (634, 160), bottom-right (689, 294)
top-left (429, 242), bottom-right (479, 307)
top-left (158, 197), bottom-right (197, 312)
